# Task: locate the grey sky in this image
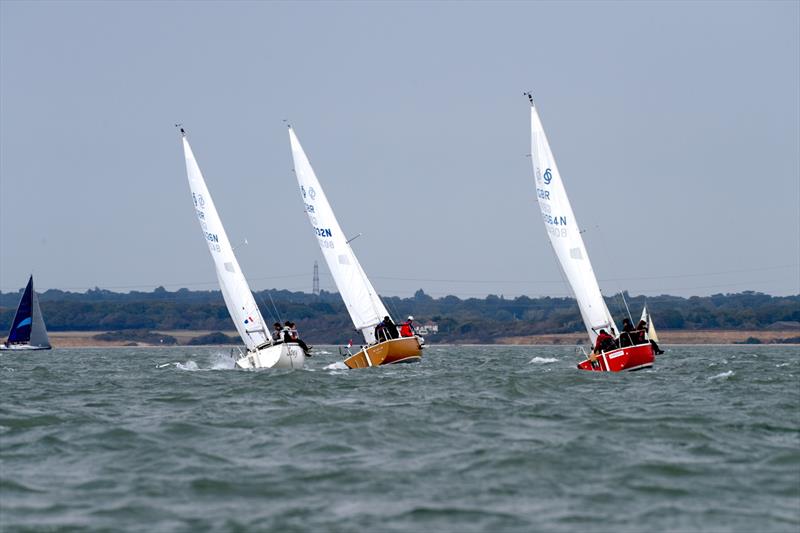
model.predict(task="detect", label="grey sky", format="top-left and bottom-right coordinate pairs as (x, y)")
top-left (1, 1), bottom-right (798, 299)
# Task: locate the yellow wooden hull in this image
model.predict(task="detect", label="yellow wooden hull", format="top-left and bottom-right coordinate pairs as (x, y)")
top-left (343, 342), bottom-right (389, 369)
top-left (343, 336), bottom-right (422, 368)
top-left (382, 336), bottom-right (423, 365)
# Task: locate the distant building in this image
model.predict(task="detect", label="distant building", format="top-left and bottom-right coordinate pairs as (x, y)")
top-left (416, 321), bottom-right (439, 335)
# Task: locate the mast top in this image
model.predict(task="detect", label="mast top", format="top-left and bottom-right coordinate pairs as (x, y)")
top-left (523, 92), bottom-right (534, 106)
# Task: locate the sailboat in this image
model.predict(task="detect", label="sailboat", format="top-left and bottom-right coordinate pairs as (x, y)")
top-left (179, 128), bottom-right (305, 370)
top-left (640, 305), bottom-right (660, 345)
top-left (526, 94), bottom-right (654, 372)
top-left (288, 126), bottom-right (423, 368)
top-left (1, 275), bottom-right (51, 351)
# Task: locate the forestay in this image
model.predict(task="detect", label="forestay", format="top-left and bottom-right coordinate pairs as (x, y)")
top-left (288, 127), bottom-right (389, 344)
top-left (528, 97), bottom-right (616, 343)
top-left (181, 135), bottom-right (270, 351)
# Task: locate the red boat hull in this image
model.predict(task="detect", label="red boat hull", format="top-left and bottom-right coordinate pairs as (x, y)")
top-left (577, 343), bottom-right (655, 372)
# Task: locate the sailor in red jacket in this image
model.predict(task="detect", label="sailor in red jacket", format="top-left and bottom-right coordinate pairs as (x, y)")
top-left (593, 329), bottom-right (616, 354)
top-left (399, 316), bottom-right (416, 337)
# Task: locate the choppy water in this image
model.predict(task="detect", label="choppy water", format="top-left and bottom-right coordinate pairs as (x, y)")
top-left (1, 345), bottom-right (798, 532)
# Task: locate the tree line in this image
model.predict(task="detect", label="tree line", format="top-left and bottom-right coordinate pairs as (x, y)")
top-left (1, 287), bottom-right (797, 344)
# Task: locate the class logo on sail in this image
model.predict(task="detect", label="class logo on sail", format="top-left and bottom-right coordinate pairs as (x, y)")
top-left (543, 168), bottom-right (553, 185)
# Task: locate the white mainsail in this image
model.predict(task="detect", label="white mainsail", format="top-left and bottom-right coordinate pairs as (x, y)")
top-left (528, 95), bottom-right (616, 344)
top-left (180, 133), bottom-right (271, 351)
top-left (288, 127), bottom-right (389, 344)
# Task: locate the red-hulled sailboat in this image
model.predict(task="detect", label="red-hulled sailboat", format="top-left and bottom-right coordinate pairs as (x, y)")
top-left (526, 93), bottom-right (655, 372)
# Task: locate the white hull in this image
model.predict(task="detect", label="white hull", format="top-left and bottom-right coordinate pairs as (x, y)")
top-left (234, 343), bottom-right (306, 370)
top-left (0, 344), bottom-right (51, 351)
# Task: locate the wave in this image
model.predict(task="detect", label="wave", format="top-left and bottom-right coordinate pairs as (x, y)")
top-left (209, 353), bottom-right (236, 370)
top-left (529, 357), bottom-right (559, 364)
top-left (709, 370), bottom-right (735, 381)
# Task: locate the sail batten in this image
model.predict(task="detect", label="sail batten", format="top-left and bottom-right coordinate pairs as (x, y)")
top-left (528, 101), bottom-right (616, 343)
top-left (181, 136), bottom-right (270, 351)
top-left (288, 127), bottom-right (389, 344)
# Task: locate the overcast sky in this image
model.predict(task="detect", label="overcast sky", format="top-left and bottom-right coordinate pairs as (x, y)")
top-left (1, 0), bottom-right (798, 299)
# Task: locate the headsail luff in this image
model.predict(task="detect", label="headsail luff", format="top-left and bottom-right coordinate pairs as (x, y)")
top-left (180, 133), bottom-right (270, 351)
top-left (528, 96), bottom-right (616, 344)
top-left (288, 127), bottom-right (389, 344)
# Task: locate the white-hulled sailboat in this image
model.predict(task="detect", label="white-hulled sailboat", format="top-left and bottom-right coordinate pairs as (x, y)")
top-left (179, 128), bottom-right (305, 369)
top-left (1, 275), bottom-right (51, 351)
top-left (287, 126), bottom-right (423, 368)
top-left (526, 94), bottom-right (655, 372)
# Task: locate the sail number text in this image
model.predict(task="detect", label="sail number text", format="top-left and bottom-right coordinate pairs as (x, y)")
top-left (542, 214), bottom-right (568, 226)
top-left (314, 227), bottom-right (333, 238)
top-left (541, 212), bottom-right (568, 238)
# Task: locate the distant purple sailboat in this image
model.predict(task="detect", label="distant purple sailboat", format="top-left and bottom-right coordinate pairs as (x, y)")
top-left (1, 275), bottom-right (51, 351)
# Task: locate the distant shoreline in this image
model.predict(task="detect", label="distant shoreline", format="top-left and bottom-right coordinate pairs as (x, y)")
top-left (41, 329), bottom-right (800, 348)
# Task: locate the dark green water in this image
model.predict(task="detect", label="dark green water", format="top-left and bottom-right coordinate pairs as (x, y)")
top-left (1, 345), bottom-right (798, 532)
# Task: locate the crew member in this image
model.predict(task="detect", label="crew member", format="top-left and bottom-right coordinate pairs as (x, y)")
top-left (400, 316), bottom-right (416, 337)
top-left (374, 322), bottom-right (386, 342)
top-left (283, 320), bottom-right (311, 355)
top-left (619, 318), bottom-right (636, 347)
top-left (637, 320), bottom-right (664, 355)
top-left (593, 329), bottom-right (616, 354)
top-left (272, 322), bottom-right (283, 342)
top-left (381, 316), bottom-right (399, 339)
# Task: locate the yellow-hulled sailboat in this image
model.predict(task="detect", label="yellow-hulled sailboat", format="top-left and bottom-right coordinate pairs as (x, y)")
top-left (288, 126), bottom-right (423, 368)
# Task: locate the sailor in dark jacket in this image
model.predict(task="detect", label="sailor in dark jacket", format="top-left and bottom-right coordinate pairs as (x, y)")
top-left (619, 318), bottom-right (636, 347)
top-left (381, 316), bottom-right (399, 340)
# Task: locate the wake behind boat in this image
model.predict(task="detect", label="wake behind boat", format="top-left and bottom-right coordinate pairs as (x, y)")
top-left (288, 126), bottom-right (423, 368)
top-left (179, 128), bottom-right (305, 370)
top-left (526, 94), bottom-right (655, 372)
top-left (1, 275), bottom-right (51, 351)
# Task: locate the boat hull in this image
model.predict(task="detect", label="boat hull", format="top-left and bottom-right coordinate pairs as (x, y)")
top-left (344, 342), bottom-right (389, 369)
top-left (382, 336), bottom-right (423, 364)
top-left (0, 344), bottom-right (51, 351)
top-left (343, 336), bottom-right (423, 368)
top-left (235, 343), bottom-right (306, 369)
top-left (577, 343), bottom-right (655, 372)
